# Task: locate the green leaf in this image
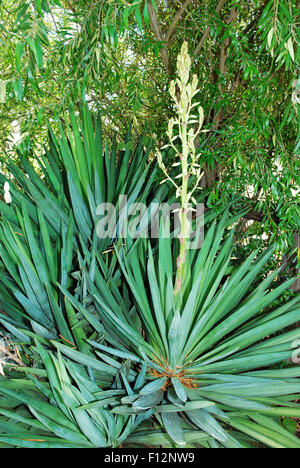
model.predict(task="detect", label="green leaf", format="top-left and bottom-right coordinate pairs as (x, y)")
top-left (52, 341), bottom-right (118, 376)
top-left (133, 390), bottom-right (164, 409)
top-left (139, 377), bottom-right (167, 395)
top-left (161, 412), bottom-right (185, 446)
top-left (143, 0), bottom-right (150, 27)
top-left (135, 5), bottom-right (143, 33)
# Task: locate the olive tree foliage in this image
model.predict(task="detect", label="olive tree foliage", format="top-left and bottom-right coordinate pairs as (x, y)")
top-left (0, 0), bottom-right (299, 278)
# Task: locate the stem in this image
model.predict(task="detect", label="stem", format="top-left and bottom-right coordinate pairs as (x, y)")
top-left (175, 119), bottom-right (189, 298)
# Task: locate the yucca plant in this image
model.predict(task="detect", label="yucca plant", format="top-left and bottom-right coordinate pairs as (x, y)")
top-left (0, 106), bottom-right (166, 344)
top-left (60, 214), bottom-right (300, 448)
top-left (55, 44), bottom-right (300, 448)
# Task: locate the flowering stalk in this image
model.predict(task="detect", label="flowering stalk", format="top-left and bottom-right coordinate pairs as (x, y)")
top-left (157, 42), bottom-right (204, 301)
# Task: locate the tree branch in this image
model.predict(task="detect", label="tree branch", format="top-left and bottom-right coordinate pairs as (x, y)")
top-left (166, 0), bottom-right (193, 44)
top-left (213, 6), bottom-right (238, 129)
top-left (148, 2), bottom-right (172, 75)
top-left (192, 0), bottom-right (228, 60)
top-left (197, 5), bottom-right (238, 189)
